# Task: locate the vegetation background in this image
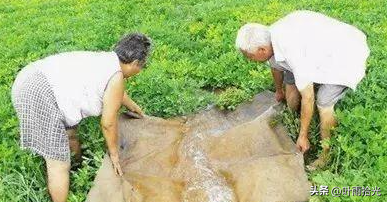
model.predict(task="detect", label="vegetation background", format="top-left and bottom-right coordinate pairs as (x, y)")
top-left (0, 0), bottom-right (386, 201)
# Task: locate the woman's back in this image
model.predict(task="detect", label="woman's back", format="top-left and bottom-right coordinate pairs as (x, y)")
top-left (13, 51), bottom-right (121, 127)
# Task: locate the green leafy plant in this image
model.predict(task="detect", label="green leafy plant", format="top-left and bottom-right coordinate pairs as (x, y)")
top-left (216, 87), bottom-right (249, 110)
top-left (1, 0), bottom-right (386, 201)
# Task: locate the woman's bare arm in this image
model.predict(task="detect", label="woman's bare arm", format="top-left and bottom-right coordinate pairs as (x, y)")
top-left (101, 72), bottom-right (124, 175)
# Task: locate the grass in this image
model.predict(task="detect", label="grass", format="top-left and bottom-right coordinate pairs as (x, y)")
top-left (0, 0), bottom-right (386, 201)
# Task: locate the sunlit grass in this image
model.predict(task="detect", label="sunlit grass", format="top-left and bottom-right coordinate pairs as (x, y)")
top-left (0, 0), bottom-right (386, 201)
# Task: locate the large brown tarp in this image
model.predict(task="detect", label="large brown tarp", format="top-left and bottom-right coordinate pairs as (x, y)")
top-left (86, 91), bottom-right (310, 202)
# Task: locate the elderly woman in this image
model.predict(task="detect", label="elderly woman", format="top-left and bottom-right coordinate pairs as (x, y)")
top-left (11, 33), bottom-right (151, 202)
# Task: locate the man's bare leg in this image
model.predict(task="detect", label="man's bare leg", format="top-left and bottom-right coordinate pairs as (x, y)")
top-left (285, 84), bottom-right (301, 111)
top-left (308, 105), bottom-right (336, 170)
top-left (45, 159), bottom-right (70, 202)
top-left (67, 127), bottom-right (82, 162)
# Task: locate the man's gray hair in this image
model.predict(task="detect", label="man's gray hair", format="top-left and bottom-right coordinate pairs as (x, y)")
top-left (235, 23), bottom-right (271, 53)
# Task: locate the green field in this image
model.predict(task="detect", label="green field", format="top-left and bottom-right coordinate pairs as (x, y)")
top-left (0, 0), bottom-right (386, 201)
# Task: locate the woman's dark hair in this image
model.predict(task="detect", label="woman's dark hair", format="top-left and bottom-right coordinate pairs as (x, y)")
top-left (114, 33), bottom-right (152, 66)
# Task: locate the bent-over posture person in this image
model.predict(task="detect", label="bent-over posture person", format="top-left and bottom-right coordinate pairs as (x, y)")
top-left (11, 33), bottom-right (151, 202)
top-left (235, 11), bottom-right (369, 170)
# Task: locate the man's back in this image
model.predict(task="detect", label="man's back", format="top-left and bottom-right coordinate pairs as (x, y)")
top-left (269, 10), bottom-right (369, 90)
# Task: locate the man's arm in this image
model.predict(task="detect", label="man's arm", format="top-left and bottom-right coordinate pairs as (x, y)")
top-left (271, 67), bottom-right (285, 102)
top-left (122, 91), bottom-right (144, 117)
top-left (297, 83), bottom-right (314, 153)
top-left (101, 72), bottom-right (124, 175)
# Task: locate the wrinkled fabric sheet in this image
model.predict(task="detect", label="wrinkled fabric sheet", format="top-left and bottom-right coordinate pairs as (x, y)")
top-left (86, 91), bottom-right (310, 202)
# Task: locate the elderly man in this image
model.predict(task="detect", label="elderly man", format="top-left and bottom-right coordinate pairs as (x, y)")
top-left (236, 10), bottom-right (369, 169)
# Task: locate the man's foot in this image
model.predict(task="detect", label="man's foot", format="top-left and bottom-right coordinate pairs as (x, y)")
top-left (306, 152), bottom-right (330, 171)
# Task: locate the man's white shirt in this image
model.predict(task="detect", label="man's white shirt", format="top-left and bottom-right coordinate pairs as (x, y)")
top-left (268, 10), bottom-right (370, 90)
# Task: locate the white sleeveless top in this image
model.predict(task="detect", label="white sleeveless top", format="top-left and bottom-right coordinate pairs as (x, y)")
top-left (32, 51), bottom-right (122, 127)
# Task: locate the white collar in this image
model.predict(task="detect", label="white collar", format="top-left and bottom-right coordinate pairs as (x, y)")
top-left (272, 41), bottom-right (285, 62)
top-left (269, 30), bottom-right (285, 62)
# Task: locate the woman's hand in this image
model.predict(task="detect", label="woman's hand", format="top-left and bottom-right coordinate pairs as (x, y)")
top-left (110, 153), bottom-right (123, 176)
top-left (128, 104), bottom-right (145, 118)
top-left (122, 92), bottom-right (145, 118)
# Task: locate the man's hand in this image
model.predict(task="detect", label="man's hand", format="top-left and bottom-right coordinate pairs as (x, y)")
top-left (296, 135), bottom-right (310, 154)
top-left (275, 89), bottom-right (285, 102)
top-left (110, 153), bottom-right (123, 176)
